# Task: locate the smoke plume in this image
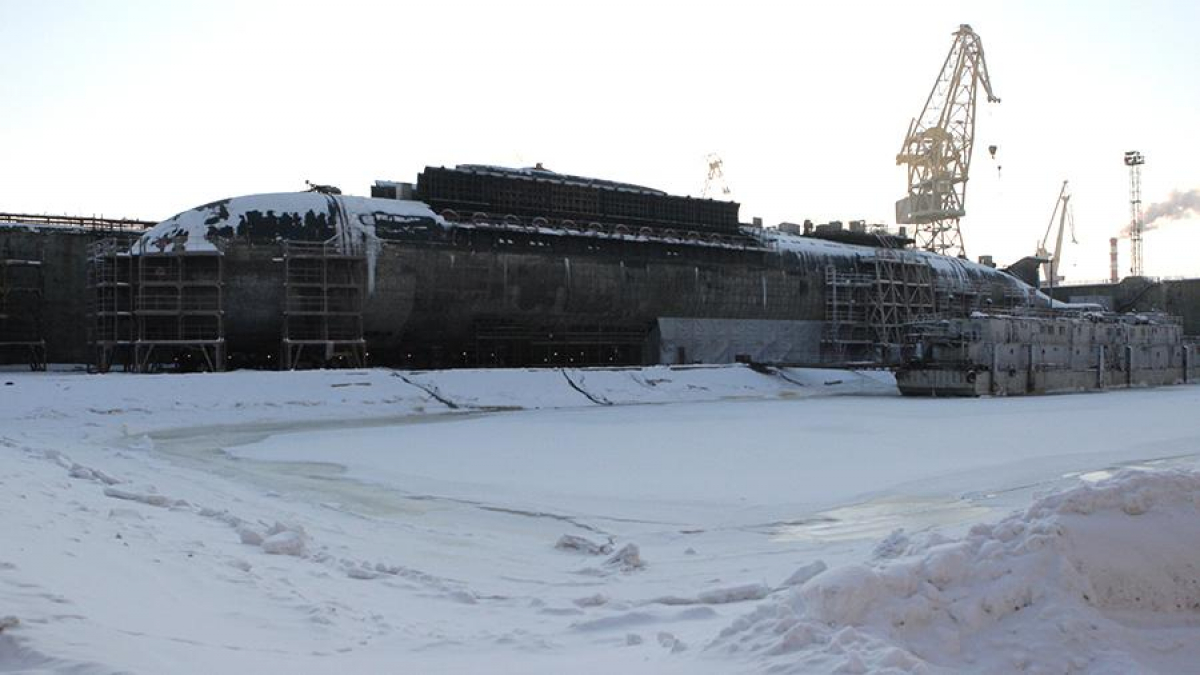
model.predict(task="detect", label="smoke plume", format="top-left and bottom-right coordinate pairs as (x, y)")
top-left (1122, 188), bottom-right (1200, 236)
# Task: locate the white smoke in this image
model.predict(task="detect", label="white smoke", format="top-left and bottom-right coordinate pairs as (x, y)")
top-left (1122, 188), bottom-right (1200, 236)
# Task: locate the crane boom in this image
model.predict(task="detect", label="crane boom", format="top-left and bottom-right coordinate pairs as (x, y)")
top-left (1036, 181), bottom-right (1076, 287)
top-left (896, 24), bottom-right (1000, 258)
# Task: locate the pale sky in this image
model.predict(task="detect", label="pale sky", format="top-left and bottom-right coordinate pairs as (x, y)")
top-left (3, 0), bottom-right (1198, 282)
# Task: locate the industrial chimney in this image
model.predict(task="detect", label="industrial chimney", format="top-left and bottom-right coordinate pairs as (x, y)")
top-left (1109, 237), bottom-right (1119, 284)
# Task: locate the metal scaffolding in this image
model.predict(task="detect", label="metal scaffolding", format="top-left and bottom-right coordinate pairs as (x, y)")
top-left (823, 265), bottom-right (876, 363)
top-left (0, 251), bottom-right (46, 371)
top-left (87, 239), bottom-right (136, 372)
top-left (133, 250), bottom-right (225, 372)
top-left (823, 252), bottom-right (936, 364)
top-left (280, 241), bottom-right (367, 369)
top-left (866, 252), bottom-right (937, 344)
top-left (933, 274), bottom-right (1029, 317)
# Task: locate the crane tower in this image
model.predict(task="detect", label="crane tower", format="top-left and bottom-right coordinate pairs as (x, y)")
top-left (896, 24), bottom-right (1000, 258)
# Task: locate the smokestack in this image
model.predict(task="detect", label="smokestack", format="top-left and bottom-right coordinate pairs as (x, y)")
top-left (1110, 237), bottom-right (1119, 283)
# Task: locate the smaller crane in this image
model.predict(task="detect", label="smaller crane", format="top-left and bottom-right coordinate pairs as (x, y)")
top-left (702, 154), bottom-right (732, 199)
top-left (1035, 180), bottom-right (1077, 288)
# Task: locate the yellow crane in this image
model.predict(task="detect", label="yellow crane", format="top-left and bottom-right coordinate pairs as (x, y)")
top-left (1035, 180), bottom-right (1077, 288)
top-left (896, 24), bottom-right (1000, 258)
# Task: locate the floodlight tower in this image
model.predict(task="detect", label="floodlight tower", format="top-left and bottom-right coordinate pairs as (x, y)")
top-left (1124, 150), bottom-right (1145, 277)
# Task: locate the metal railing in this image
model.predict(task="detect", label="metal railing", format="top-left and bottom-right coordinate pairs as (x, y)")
top-left (0, 212), bottom-right (156, 232)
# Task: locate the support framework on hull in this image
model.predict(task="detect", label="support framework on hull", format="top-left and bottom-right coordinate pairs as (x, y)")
top-left (0, 251), bottom-right (46, 371)
top-left (822, 252), bottom-right (937, 365)
top-left (867, 252), bottom-right (937, 345)
top-left (280, 241), bottom-right (366, 370)
top-left (134, 249), bottom-right (225, 372)
top-left (933, 275), bottom-right (1029, 318)
top-left (823, 266), bottom-right (876, 364)
top-left (87, 239), bottom-right (135, 372)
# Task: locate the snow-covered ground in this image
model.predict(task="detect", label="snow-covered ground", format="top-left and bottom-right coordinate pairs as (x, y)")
top-left (2, 365), bottom-right (1199, 673)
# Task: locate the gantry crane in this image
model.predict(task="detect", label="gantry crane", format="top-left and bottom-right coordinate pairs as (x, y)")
top-left (896, 24), bottom-right (1000, 258)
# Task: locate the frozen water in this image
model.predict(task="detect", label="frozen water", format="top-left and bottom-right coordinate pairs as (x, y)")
top-left (2, 365), bottom-right (1199, 673)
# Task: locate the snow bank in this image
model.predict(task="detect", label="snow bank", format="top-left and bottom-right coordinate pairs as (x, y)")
top-left (711, 469), bottom-right (1200, 674)
top-left (398, 368), bottom-right (590, 409)
top-left (563, 366), bottom-right (893, 405)
top-left (0, 369), bottom-right (449, 435)
top-left (387, 365), bottom-right (894, 411)
top-left (2, 363), bottom-right (894, 439)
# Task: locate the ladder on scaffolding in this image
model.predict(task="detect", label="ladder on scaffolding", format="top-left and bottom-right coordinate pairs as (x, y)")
top-left (822, 251), bottom-right (936, 365)
top-left (133, 248), bottom-right (225, 372)
top-left (280, 241), bottom-right (367, 369)
top-left (87, 239), bottom-right (135, 372)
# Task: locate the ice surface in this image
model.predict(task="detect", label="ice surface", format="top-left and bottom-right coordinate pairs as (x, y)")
top-left (2, 366), bottom-right (1199, 673)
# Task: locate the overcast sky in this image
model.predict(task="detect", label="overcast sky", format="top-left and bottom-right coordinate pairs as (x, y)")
top-left (2, 0), bottom-right (1198, 281)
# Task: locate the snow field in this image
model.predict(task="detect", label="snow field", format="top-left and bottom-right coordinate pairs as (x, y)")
top-left (2, 365), bottom-right (1199, 673)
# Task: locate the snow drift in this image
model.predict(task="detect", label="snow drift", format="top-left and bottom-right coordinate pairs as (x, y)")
top-left (712, 469), bottom-right (1200, 674)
